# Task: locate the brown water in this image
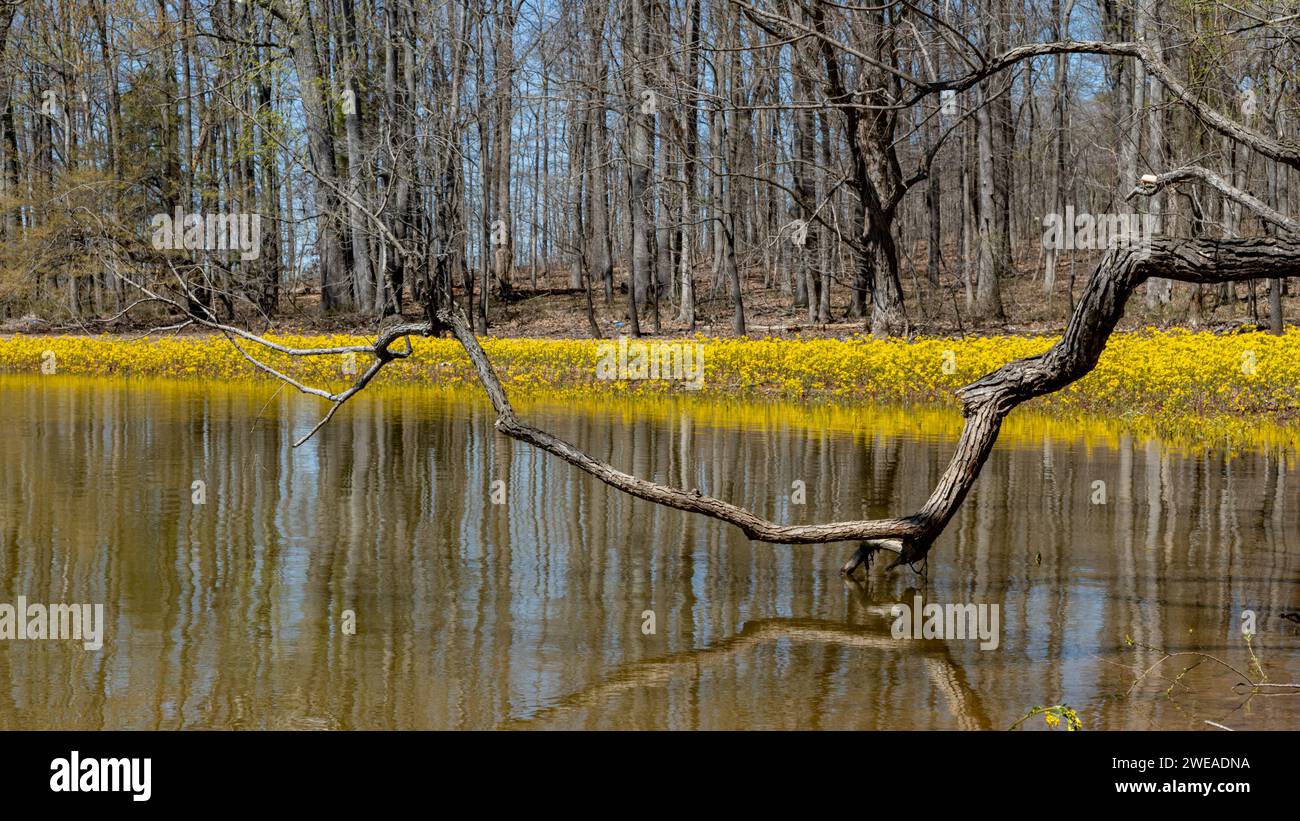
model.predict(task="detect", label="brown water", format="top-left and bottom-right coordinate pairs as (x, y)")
top-left (0, 375), bottom-right (1297, 730)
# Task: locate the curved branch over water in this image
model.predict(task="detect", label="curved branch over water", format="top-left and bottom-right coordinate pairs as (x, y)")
top-left (135, 238), bottom-right (1300, 571)
top-left (433, 238), bottom-right (1300, 569)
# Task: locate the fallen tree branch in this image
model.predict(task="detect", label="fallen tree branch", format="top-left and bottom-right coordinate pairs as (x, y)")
top-left (123, 237), bottom-right (1300, 571)
top-left (437, 237), bottom-right (1300, 568)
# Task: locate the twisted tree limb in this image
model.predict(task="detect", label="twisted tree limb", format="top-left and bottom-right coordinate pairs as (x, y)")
top-left (431, 237), bottom-right (1300, 572)
top-left (130, 238), bottom-right (1300, 573)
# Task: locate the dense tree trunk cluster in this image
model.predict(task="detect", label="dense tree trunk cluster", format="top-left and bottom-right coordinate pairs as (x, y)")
top-left (1, 0), bottom-right (1296, 336)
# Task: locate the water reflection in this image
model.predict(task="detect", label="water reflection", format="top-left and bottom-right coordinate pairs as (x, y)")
top-left (0, 375), bottom-right (1297, 730)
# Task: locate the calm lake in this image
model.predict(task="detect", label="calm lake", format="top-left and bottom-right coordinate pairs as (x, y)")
top-left (1, 374), bottom-right (1297, 730)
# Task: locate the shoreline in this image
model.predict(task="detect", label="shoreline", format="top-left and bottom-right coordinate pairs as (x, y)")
top-left (3, 329), bottom-right (1298, 454)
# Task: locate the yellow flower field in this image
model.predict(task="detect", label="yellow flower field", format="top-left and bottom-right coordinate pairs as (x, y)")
top-left (2, 328), bottom-right (1299, 436)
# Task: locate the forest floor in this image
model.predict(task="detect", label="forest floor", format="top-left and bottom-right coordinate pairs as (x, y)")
top-left (464, 252), bottom-right (1289, 340)
top-left (1, 244), bottom-right (1291, 339)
